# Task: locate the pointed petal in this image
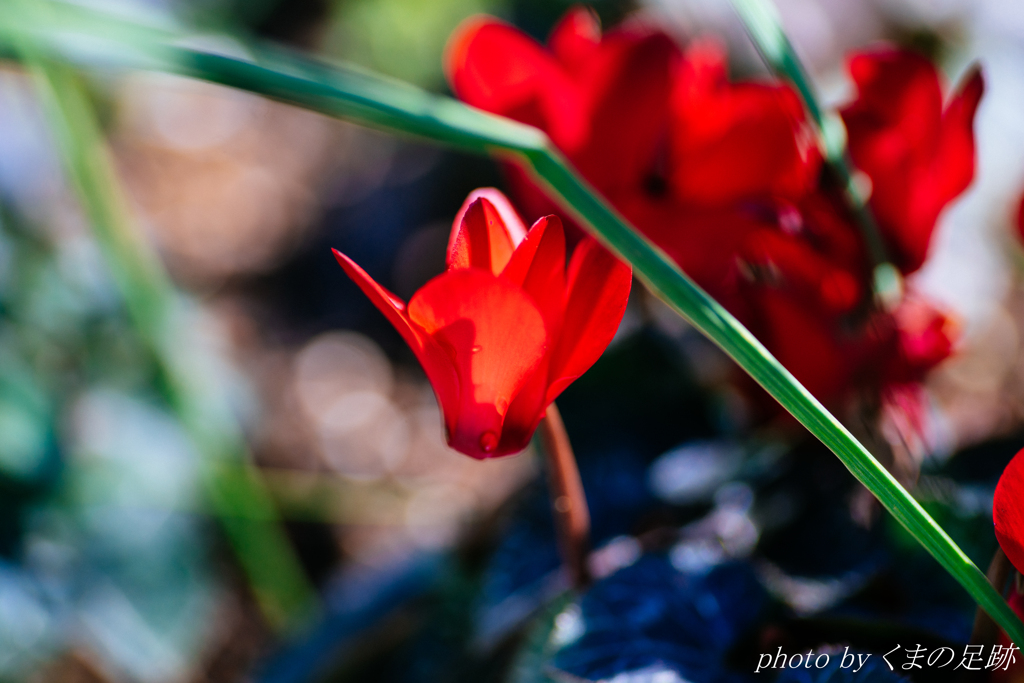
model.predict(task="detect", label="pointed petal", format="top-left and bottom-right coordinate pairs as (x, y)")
top-left (490, 216), bottom-right (569, 454)
top-left (995, 449), bottom-right (1024, 575)
top-left (448, 189), bottom-right (528, 274)
top-left (408, 268), bottom-right (548, 459)
top-left (332, 249), bottom-right (460, 434)
top-left (501, 215), bottom-right (567, 336)
top-left (546, 239), bottom-right (631, 402)
top-left (905, 66), bottom-right (984, 266)
top-left (930, 65), bottom-right (983, 200)
top-left (449, 189), bottom-right (528, 272)
top-left (447, 195), bottom-right (521, 275)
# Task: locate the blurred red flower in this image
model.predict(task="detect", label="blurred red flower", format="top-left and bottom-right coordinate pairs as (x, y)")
top-left (333, 189), bottom-right (631, 459)
top-left (446, 9), bottom-right (818, 215)
top-left (842, 48), bottom-right (984, 274)
top-left (666, 38), bottom-right (820, 206)
top-left (447, 7), bottom-right (676, 203)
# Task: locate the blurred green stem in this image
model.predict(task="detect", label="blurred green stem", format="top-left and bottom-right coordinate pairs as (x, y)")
top-left (729, 0), bottom-right (902, 307)
top-left (13, 39), bottom-right (315, 629)
top-left (1, 0), bottom-right (1022, 647)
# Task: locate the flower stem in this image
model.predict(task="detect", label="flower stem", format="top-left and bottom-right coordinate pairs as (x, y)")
top-left (539, 403), bottom-right (591, 589)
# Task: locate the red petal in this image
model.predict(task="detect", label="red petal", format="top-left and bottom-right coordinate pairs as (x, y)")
top-left (445, 17), bottom-right (585, 150)
top-left (447, 194), bottom-right (521, 274)
top-left (884, 295), bottom-right (957, 382)
top-left (491, 216), bottom-right (569, 452)
top-left (995, 449), bottom-right (1024, 576)
top-left (332, 249), bottom-right (460, 435)
top-left (669, 39), bottom-right (819, 204)
top-left (797, 193), bottom-right (867, 276)
top-left (408, 268), bottom-right (548, 458)
top-left (549, 6), bottom-right (601, 74)
top-left (897, 65), bottom-right (985, 270)
top-left (743, 287), bottom-right (856, 402)
top-left (496, 358), bottom-right (550, 455)
top-left (570, 31), bottom-right (678, 192)
top-left (928, 66), bottom-right (982, 203)
top-left (501, 215), bottom-right (567, 336)
top-left (844, 49), bottom-right (944, 161)
top-left (738, 229), bottom-right (862, 314)
top-left (546, 238), bottom-right (631, 402)
top-left (615, 194), bottom-right (765, 311)
top-left (841, 48), bottom-right (960, 273)
top-left (451, 188), bottom-right (528, 251)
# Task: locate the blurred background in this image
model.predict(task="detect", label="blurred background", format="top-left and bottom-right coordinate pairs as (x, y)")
top-left (4, 0), bottom-right (1024, 682)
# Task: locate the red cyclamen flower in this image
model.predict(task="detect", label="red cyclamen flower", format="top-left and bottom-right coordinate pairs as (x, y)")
top-left (995, 449), bottom-right (1024, 577)
top-left (333, 189), bottom-right (631, 459)
top-left (842, 48), bottom-right (984, 274)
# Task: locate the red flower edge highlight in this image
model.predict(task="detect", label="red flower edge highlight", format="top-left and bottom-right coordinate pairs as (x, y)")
top-left (995, 449), bottom-right (1024, 576)
top-left (333, 189), bottom-right (631, 459)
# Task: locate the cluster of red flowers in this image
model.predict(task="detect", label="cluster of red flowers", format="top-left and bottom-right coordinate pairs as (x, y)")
top-left (446, 6), bottom-right (984, 407)
top-left (332, 7), bottom-right (984, 460)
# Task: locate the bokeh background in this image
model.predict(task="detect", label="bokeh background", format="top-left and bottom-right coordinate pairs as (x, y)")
top-left (5, 0), bottom-right (1024, 682)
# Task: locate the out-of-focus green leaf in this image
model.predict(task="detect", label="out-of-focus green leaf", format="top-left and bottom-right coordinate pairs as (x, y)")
top-left (3, 5), bottom-right (316, 630)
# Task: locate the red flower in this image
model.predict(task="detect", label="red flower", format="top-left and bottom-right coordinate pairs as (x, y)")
top-left (447, 11), bottom-right (818, 214)
top-left (995, 449), bottom-right (1024, 578)
top-left (842, 48), bottom-right (984, 274)
top-left (332, 189), bottom-right (631, 459)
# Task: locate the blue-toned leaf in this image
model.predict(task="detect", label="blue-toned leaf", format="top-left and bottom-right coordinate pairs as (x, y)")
top-left (549, 556), bottom-right (766, 682)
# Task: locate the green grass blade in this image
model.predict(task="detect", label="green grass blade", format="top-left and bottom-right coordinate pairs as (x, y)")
top-left (10, 25), bottom-right (317, 630)
top-left (2, 0), bottom-right (1021, 646)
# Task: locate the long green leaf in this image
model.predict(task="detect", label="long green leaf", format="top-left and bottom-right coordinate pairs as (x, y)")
top-left (7, 8), bottom-right (316, 630)
top-left (2, 0), bottom-right (1021, 646)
